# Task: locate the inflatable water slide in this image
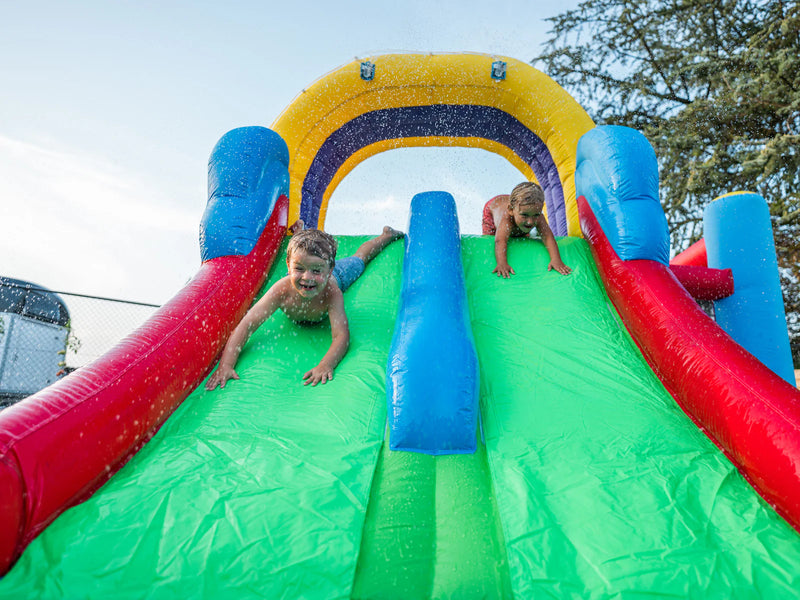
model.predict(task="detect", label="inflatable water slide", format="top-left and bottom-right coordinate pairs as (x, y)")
top-left (1, 54), bottom-right (799, 599)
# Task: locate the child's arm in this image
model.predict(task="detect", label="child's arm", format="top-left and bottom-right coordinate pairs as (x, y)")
top-left (492, 217), bottom-right (516, 278)
top-left (303, 290), bottom-right (350, 386)
top-left (205, 283), bottom-right (284, 390)
top-left (536, 218), bottom-right (572, 275)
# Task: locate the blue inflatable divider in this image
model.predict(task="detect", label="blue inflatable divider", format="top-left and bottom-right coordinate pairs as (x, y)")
top-left (705, 192), bottom-right (795, 384)
top-left (575, 125), bottom-right (670, 264)
top-left (386, 191), bottom-right (480, 455)
top-left (200, 127), bottom-right (290, 261)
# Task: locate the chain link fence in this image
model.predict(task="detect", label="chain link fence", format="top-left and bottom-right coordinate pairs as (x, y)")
top-left (58, 292), bottom-right (160, 371)
top-left (1, 279), bottom-right (159, 407)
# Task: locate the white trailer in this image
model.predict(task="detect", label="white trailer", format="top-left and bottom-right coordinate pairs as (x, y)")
top-left (0, 278), bottom-right (70, 405)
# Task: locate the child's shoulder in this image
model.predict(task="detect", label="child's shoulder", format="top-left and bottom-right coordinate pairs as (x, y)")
top-left (488, 194), bottom-right (510, 210)
top-left (323, 278), bottom-right (344, 303)
top-left (268, 275), bottom-right (292, 290)
top-left (262, 276), bottom-right (293, 301)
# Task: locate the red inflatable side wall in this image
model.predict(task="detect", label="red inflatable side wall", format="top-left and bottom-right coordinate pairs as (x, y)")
top-left (578, 195), bottom-right (800, 533)
top-left (0, 196), bottom-right (288, 574)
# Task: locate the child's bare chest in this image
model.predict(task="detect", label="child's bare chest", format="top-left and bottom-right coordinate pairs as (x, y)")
top-left (280, 294), bottom-right (329, 324)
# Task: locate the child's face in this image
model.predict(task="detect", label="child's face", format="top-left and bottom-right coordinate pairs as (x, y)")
top-left (511, 201), bottom-right (544, 233)
top-left (287, 249), bottom-right (332, 298)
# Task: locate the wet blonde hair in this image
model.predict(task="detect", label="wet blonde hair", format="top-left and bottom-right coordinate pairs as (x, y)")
top-left (286, 229), bottom-right (337, 268)
top-left (509, 182), bottom-right (545, 210)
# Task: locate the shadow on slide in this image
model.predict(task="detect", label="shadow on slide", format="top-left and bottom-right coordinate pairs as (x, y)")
top-left (1, 236), bottom-right (799, 599)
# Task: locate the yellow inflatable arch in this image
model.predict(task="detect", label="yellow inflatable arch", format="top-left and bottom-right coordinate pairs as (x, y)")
top-left (271, 53), bottom-right (594, 237)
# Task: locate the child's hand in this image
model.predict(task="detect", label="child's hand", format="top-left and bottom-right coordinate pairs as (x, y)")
top-left (548, 259), bottom-right (572, 275)
top-left (205, 364), bottom-right (239, 390)
top-left (303, 363), bottom-right (334, 386)
top-left (492, 262), bottom-right (515, 278)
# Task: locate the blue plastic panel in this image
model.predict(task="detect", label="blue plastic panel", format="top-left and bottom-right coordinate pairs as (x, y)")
top-left (576, 125), bottom-right (670, 264)
top-left (200, 127), bottom-right (290, 261)
top-left (705, 192), bottom-right (795, 384)
top-left (386, 192), bottom-right (479, 455)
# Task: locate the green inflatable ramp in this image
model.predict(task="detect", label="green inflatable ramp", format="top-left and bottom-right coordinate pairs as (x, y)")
top-left (0, 237), bottom-right (403, 600)
top-left (1, 234), bottom-right (799, 600)
top-left (462, 235), bottom-right (800, 598)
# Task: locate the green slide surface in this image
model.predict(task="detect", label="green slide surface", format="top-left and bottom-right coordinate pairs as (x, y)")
top-left (0, 237), bottom-right (403, 600)
top-left (352, 431), bottom-right (512, 599)
top-left (462, 235), bottom-right (800, 598)
top-left (1, 234), bottom-right (799, 600)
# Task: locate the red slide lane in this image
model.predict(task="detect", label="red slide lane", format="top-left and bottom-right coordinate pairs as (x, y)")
top-left (0, 196), bottom-right (288, 573)
top-left (578, 195), bottom-right (800, 533)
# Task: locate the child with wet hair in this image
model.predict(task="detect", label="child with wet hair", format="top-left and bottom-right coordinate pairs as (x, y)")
top-left (482, 181), bottom-right (571, 277)
top-left (206, 223), bottom-right (403, 389)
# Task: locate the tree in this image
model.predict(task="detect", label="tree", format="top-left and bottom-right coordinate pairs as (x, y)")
top-left (535, 0), bottom-right (800, 365)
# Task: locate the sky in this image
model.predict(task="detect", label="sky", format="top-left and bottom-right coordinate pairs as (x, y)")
top-left (2, 0), bottom-right (583, 306)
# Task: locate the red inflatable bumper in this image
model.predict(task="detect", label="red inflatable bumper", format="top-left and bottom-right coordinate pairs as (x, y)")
top-left (0, 196), bottom-right (288, 573)
top-left (579, 195), bottom-right (800, 533)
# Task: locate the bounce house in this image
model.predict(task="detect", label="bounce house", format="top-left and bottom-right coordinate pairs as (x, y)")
top-left (1, 53), bottom-right (799, 598)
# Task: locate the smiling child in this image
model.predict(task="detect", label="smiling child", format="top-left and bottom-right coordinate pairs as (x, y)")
top-left (205, 224), bottom-right (403, 389)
